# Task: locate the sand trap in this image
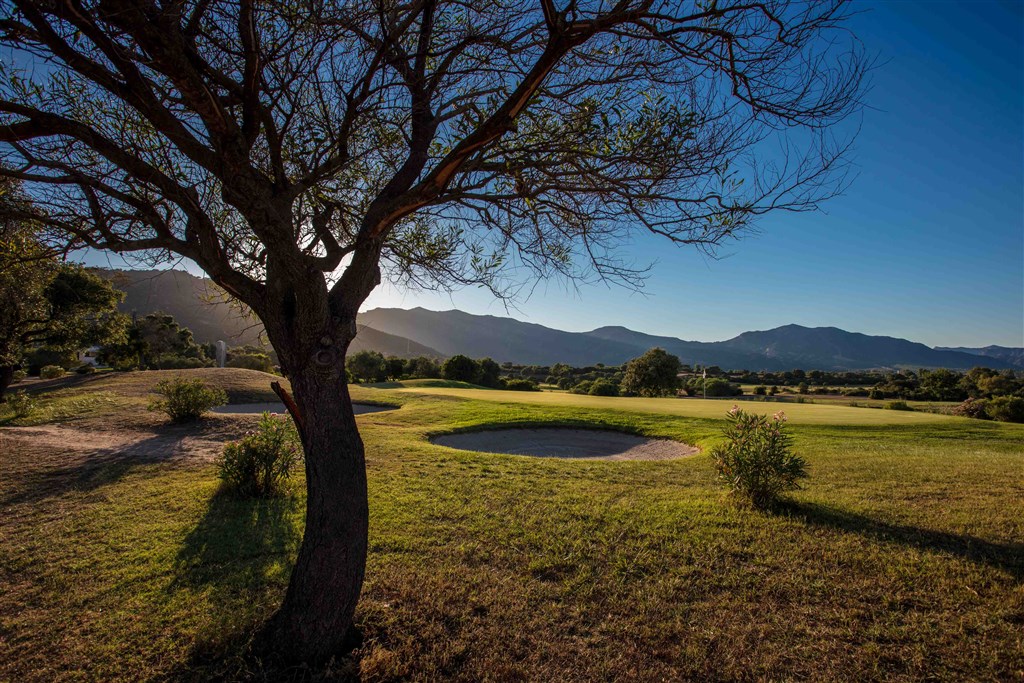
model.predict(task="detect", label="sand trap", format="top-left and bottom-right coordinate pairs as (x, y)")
top-left (211, 402), bottom-right (396, 415)
top-left (431, 428), bottom-right (698, 461)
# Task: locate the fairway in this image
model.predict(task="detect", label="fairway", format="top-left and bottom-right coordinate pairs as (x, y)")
top-left (2, 368), bottom-right (1023, 682)
top-left (380, 381), bottom-right (962, 425)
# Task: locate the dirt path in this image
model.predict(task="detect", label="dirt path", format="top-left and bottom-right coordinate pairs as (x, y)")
top-left (1, 424), bottom-right (227, 462)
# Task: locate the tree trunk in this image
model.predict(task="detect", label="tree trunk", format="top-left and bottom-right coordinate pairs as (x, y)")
top-left (263, 365), bottom-right (369, 662)
top-left (0, 365), bottom-right (14, 402)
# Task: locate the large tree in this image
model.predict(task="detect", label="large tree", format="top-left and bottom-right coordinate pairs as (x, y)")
top-left (622, 347), bottom-right (682, 397)
top-left (0, 227), bottom-right (125, 399)
top-left (0, 0), bottom-right (865, 661)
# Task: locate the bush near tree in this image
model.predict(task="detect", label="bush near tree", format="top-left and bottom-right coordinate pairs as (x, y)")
top-left (503, 378), bottom-right (540, 391)
top-left (588, 378), bottom-right (619, 396)
top-left (148, 377), bottom-right (227, 423)
top-left (219, 413), bottom-right (301, 497)
top-left (39, 365), bottom-right (65, 380)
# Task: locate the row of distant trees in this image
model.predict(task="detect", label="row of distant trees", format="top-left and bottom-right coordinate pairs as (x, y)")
top-left (346, 351), bottom-right (540, 391)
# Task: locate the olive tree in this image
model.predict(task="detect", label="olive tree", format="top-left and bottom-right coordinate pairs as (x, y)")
top-left (0, 0), bottom-right (865, 661)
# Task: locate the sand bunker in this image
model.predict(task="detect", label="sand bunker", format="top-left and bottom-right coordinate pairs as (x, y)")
top-left (211, 402), bottom-right (396, 415)
top-left (431, 428), bottom-right (698, 461)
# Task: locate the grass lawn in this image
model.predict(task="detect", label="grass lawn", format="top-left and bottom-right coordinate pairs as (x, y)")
top-left (1, 368), bottom-right (1022, 681)
top-left (380, 379), bottom-right (957, 425)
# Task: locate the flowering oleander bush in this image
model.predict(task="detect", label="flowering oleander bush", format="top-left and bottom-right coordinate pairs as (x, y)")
top-left (712, 406), bottom-right (807, 509)
top-left (219, 412), bottom-right (300, 497)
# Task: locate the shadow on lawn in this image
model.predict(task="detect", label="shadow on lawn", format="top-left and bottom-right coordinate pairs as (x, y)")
top-left (168, 492), bottom-right (367, 681)
top-left (0, 432), bottom-right (185, 507)
top-left (780, 501), bottom-right (1024, 580)
top-left (172, 490), bottom-right (302, 591)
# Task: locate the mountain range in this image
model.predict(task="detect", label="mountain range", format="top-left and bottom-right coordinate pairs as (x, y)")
top-left (99, 269), bottom-right (443, 359)
top-left (98, 269), bottom-right (1020, 371)
top-left (360, 308), bottom-right (1020, 370)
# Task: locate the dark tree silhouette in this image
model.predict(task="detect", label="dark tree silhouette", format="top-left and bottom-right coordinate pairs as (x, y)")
top-left (0, 0), bottom-right (866, 661)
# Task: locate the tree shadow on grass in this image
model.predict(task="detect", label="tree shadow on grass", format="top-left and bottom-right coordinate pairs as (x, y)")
top-left (0, 431), bottom-right (189, 508)
top-left (167, 491), bottom-right (366, 681)
top-left (171, 489), bottom-right (302, 592)
top-left (777, 500), bottom-right (1024, 580)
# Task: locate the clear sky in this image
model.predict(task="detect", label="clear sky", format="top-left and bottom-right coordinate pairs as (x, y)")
top-left (80, 1), bottom-right (1024, 348)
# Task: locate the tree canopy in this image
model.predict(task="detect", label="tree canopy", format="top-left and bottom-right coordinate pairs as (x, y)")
top-left (621, 347), bottom-right (682, 397)
top-left (0, 222), bottom-right (125, 397)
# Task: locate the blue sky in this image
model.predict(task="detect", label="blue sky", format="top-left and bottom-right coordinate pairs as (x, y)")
top-left (81, 1), bottom-right (1024, 348)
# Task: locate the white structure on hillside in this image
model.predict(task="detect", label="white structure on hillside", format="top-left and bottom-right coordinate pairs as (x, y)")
top-left (215, 340), bottom-right (227, 368)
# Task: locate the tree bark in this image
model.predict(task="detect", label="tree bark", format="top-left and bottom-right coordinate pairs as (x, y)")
top-left (263, 360), bottom-right (369, 662)
top-left (0, 365), bottom-right (14, 402)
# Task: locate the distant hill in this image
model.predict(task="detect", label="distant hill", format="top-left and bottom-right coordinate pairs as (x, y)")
top-left (360, 307), bottom-right (1015, 370)
top-left (350, 325), bottom-right (444, 359)
top-left (97, 269), bottom-right (443, 358)
top-left (102, 268), bottom-right (265, 346)
top-left (935, 345), bottom-right (1024, 369)
top-left (97, 270), bottom-right (1013, 370)
top-left (358, 307), bottom-right (643, 366)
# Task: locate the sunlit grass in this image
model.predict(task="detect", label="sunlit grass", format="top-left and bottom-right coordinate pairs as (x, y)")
top-left (1, 368), bottom-right (1021, 681)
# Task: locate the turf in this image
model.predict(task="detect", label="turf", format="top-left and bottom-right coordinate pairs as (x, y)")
top-left (384, 384), bottom-right (959, 425)
top-left (1, 369), bottom-right (1021, 682)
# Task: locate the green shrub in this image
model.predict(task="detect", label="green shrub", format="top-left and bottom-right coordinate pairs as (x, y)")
top-left (219, 413), bottom-right (300, 497)
top-left (884, 400), bottom-right (913, 411)
top-left (12, 369), bottom-right (26, 383)
top-left (712, 407), bottom-right (807, 509)
top-left (39, 365), bottom-right (65, 380)
top-left (588, 378), bottom-right (619, 396)
top-left (152, 354), bottom-right (211, 370)
top-left (569, 379), bottom-right (593, 395)
top-left (4, 391), bottom-right (37, 418)
top-left (952, 398), bottom-right (990, 420)
top-left (76, 364), bottom-right (97, 375)
top-left (504, 378), bottom-right (540, 391)
top-left (148, 376), bottom-right (227, 422)
top-left (226, 353), bottom-right (274, 373)
top-left (986, 396), bottom-right (1024, 423)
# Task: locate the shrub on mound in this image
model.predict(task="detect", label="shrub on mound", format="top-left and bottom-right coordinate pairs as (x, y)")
top-left (39, 365), bottom-right (65, 380)
top-left (885, 400), bottom-right (913, 411)
top-left (148, 376), bottom-right (227, 422)
top-left (588, 378), bottom-right (619, 396)
top-left (219, 413), bottom-right (300, 497)
top-left (504, 378), bottom-right (540, 391)
top-left (712, 407), bottom-right (807, 509)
